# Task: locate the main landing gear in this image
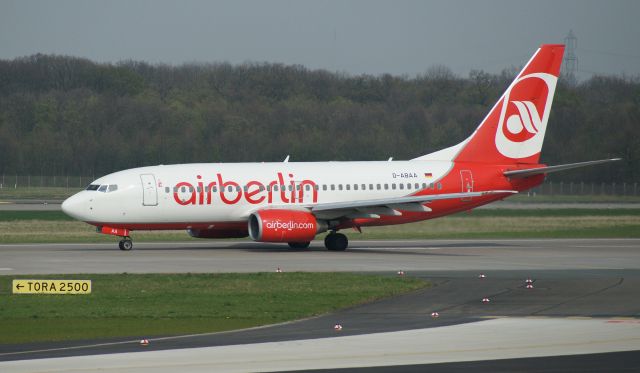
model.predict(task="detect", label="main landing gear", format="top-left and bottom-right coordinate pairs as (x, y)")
top-left (324, 232), bottom-right (348, 251)
top-left (118, 237), bottom-right (133, 251)
top-left (287, 233), bottom-right (348, 251)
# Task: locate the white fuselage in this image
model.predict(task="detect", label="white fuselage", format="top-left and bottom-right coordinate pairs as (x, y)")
top-left (62, 160), bottom-right (455, 227)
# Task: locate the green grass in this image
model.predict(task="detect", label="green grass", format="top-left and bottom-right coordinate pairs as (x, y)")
top-left (1, 209), bottom-right (639, 222)
top-left (1, 209), bottom-right (639, 243)
top-left (0, 211), bottom-right (73, 221)
top-left (0, 187), bottom-right (81, 200)
top-left (0, 273), bottom-right (427, 344)
top-left (509, 193), bottom-right (640, 203)
top-left (346, 211), bottom-right (640, 239)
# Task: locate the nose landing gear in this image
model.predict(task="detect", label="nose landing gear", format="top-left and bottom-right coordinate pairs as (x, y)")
top-left (97, 226), bottom-right (134, 251)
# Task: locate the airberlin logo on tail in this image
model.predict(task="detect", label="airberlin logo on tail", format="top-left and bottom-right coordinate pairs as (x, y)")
top-left (495, 73), bottom-right (557, 159)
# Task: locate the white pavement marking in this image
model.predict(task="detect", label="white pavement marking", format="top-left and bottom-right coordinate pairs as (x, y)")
top-left (2, 318), bottom-right (639, 373)
top-left (0, 268), bottom-right (13, 271)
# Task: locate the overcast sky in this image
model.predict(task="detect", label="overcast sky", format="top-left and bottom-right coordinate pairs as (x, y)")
top-left (1, 0), bottom-right (639, 78)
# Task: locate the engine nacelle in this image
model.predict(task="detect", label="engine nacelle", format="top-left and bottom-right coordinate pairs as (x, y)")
top-left (248, 209), bottom-right (327, 242)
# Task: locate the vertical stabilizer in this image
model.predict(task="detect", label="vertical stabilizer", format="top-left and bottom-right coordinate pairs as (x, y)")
top-left (414, 44), bottom-right (564, 164)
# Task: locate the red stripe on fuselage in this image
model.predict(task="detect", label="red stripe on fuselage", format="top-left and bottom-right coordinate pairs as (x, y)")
top-left (87, 221), bottom-right (248, 232)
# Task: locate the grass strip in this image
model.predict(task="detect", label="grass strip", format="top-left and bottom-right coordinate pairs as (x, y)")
top-left (1, 208), bottom-right (639, 222)
top-left (0, 273), bottom-right (427, 344)
top-left (0, 187), bottom-right (81, 200)
top-left (1, 210), bottom-right (639, 243)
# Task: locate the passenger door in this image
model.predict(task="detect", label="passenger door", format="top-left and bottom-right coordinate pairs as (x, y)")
top-left (140, 174), bottom-right (158, 206)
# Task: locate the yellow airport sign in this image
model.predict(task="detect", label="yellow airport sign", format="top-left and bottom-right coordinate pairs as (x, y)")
top-left (12, 280), bottom-right (91, 294)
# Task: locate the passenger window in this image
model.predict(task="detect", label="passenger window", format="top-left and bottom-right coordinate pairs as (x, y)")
top-left (429, 183), bottom-right (434, 189)
top-left (306, 185), bottom-right (312, 191)
top-left (259, 185), bottom-right (265, 191)
top-left (288, 185), bottom-right (293, 191)
top-left (331, 184), bottom-right (335, 191)
top-left (346, 184), bottom-right (351, 191)
top-left (437, 182), bottom-right (442, 190)
top-left (384, 184), bottom-right (389, 190)
top-left (273, 185), bottom-right (278, 192)
top-left (197, 187), bottom-right (201, 193)
top-left (422, 183), bottom-right (427, 189)
top-left (407, 183), bottom-right (412, 189)
top-left (236, 186), bottom-right (241, 192)
top-left (338, 184), bottom-right (343, 191)
top-left (165, 187), bottom-right (170, 193)
top-left (212, 186), bottom-right (218, 192)
top-left (98, 185), bottom-right (108, 192)
top-left (392, 184), bottom-right (396, 190)
top-left (415, 183), bottom-right (420, 189)
top-left (377, 184), bottom-right (381, 190)
top-left (368, 184), bottom-right (373, 190)
top-left (243, 185), bottom-right (248, 192)
top-left (228, 186), bottom-right (233, 192)
top-left (354, 184), bottom-right (358, 190)
top-left (322, 185), bottom-right (327, 191)
top-left (399, 184), bottom-right (404, 190)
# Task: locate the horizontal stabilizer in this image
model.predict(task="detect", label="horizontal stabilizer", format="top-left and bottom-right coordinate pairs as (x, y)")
top-left (504, 158), bottom-right (621, 178)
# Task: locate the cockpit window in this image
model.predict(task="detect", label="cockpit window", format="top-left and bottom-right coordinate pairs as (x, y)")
top-left (86, 183), bottom-right (118, 192)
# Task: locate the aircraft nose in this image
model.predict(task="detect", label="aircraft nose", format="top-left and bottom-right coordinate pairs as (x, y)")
top-left (61, 193), bottom-right (86, 220)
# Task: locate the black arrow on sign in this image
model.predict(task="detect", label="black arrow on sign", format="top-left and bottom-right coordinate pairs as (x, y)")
top-left (16, 283), bottom-right (23, 290)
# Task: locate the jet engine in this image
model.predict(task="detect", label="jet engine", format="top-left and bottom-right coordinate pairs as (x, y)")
top-left (248, 209), bottom-right (327, 242)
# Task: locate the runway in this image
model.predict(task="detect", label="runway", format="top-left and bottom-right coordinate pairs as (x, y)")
top-left (1, 238), bottom-right (639, 274)
top-left (1, 239), bottom-right (639, 372)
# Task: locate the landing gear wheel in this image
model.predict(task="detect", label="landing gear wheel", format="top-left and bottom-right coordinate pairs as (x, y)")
top-left (324, 233), bottom-right (348, 251)
top-left (288, 241), bottom-right (311, 249)
top-left (119, 238), bottom-right (133, 251)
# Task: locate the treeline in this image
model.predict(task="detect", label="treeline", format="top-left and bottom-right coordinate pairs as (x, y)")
top-left (0, 54), bottom-right (637, 182)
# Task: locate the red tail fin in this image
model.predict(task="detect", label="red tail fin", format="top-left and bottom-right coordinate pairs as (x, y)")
top-left (445, 44), bottom-right (564, 164)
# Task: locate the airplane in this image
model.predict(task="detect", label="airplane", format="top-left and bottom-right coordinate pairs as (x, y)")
top-left (61, 44), bottom-right (619, 251)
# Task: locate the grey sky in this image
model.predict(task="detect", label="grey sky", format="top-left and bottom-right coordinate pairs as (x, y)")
top-left (1, 0), bottom-right (639, 78)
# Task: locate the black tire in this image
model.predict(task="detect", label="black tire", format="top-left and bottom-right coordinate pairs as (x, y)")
top-left (120, 239), bottom-right (133, 251)
top-left (325, 233), bottom-right (348, 251)
top-left (288, 241), bottom-right (311, 249)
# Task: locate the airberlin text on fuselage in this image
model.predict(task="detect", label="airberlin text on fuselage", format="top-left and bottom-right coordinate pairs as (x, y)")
top-left (173, 172), bottom-right (318, 206)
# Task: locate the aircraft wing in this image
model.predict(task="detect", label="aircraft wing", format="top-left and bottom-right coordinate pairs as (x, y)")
top-left (304, 190), bottom-right (517, 219)
top-left (504, 158), bottom-right (621, 178)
